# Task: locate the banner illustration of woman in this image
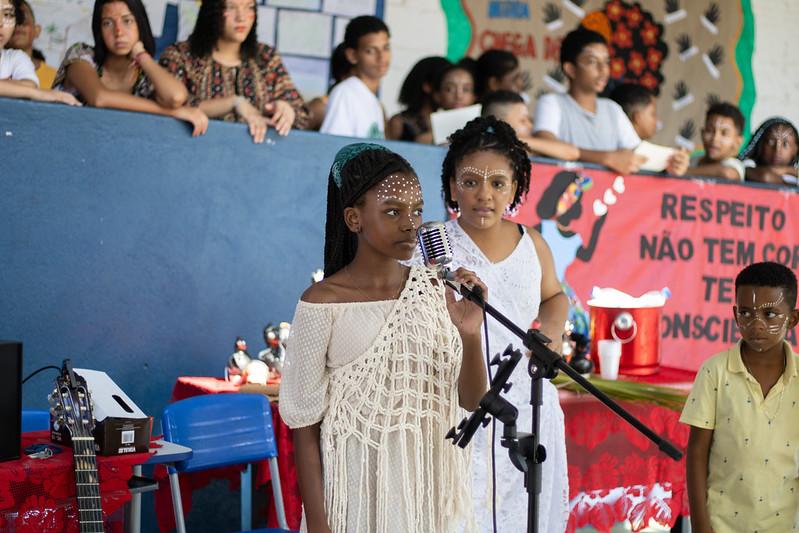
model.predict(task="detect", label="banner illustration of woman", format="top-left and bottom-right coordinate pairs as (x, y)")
top-left (535, 170), bottom-right (621, 337)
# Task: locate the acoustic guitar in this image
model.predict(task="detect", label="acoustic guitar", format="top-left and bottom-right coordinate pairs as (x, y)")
top-left (50, 360), bottom-right (105, 533)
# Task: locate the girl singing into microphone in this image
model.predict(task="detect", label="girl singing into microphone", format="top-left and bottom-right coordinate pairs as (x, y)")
top-left (441, 116), bottom-right (570, 532)
top-left (279, 143), bottom-right (487, 533)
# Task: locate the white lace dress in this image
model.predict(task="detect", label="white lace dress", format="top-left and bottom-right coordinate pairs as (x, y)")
top-left (279, 265), bottom-right (474, 533)
top-left (445, 219), bottom-right (569, 533)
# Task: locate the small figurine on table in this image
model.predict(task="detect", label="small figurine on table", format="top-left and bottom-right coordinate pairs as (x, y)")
top-left (568, 331), bottom-right (593, 375)
top-left (225, 336), bottom-right (252, 384)
top-left (258, 322), bottom-right (289, 375)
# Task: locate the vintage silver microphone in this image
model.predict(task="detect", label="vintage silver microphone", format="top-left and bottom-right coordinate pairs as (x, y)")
top-left (416, 221), bottom-right (483, 304)
top-left (416, 221), bottom-right (453, 268)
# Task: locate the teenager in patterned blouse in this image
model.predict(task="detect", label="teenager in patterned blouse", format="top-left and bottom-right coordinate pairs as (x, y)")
top-left (159, 0), bottom-right (308, 144)
top-left (52, 0), bottom-right (207, 136)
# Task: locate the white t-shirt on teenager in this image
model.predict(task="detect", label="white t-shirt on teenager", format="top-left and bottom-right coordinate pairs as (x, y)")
top-left (321, 76), bottom-right (385, 139)
top-left (534, 92), bottom-right (639, 151)
top-left (0, 48), bottom-right (39, 86)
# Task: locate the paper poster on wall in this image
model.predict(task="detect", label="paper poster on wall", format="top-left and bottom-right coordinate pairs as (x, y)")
top-left (322, 0), bottom-right (376, 18)
top-left (447, 0), bottom-right (753, 148)
top-left (333, 16), bottom-right (349, 47)
top-left (282, 56), bottom-right (329, 99)
top-left (267, 0), bottom-right (321, 9)
top-left (142, 0), bottom-right (168, 37)
top-left (277, 10), bottom-right (331, 58)
top-left (256, 6), bottom-right (277, 47)
top-left (29, 0), bottom-right (93, 67)
top-left (177, 0), bottom-right (200, 42)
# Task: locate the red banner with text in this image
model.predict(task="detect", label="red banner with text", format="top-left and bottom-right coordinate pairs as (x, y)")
top-left (511, 162), bottom-right (799, 371)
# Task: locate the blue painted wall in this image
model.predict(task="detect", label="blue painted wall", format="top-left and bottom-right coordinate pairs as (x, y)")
top-left (0, 97), bottom-right (448, 422)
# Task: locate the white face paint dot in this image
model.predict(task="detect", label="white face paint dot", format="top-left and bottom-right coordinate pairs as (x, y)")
top-left (458, 166), bottom-right (512, 181)
top-left (375, 174), bottom-right (422, 202)
top-left (752, 294), bottom-right (784, 310)
top-left (374, 174), bottom-right (423, 227)
top-left (736, 290), bottom-right (791, 345)
top-left (455, 166), bottom-right (514, 194)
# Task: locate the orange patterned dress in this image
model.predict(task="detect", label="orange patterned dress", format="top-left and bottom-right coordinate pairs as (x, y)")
top-left (159, 41), bottom-right (308, 127)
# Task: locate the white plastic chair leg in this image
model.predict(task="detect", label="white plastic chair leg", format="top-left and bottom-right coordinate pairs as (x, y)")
top-left (240, 464), bottom-right (252, 531)
top-left (169, 471), bottom-right (187, 533)
top-left (268, 457), bottom-right (289, 530)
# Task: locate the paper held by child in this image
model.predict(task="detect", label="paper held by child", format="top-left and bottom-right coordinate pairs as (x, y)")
top-left (634, 140), bottom-right (677, 172)
top-left (431, 104), bottom-right (482, 145)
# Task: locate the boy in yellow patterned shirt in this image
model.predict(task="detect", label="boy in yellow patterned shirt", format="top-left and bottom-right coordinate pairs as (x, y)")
top-left (681, 261), bottom-right (799, 532)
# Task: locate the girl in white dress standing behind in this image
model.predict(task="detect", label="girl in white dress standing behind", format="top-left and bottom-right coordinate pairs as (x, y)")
top-left (441, 116), bottom-right (570, 532)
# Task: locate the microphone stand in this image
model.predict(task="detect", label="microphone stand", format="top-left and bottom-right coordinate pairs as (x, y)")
top-left (444, 279), bottom-right (683, 533)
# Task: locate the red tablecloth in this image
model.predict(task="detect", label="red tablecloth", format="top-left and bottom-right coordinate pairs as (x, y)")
top-left (563, 366), bottom-right (693, 532)
top-left (159, 370), bottom-right (692, 533)
top-left (0, 430), bottom-right (152, 532)
top-left (153, 377), bottom-right (301, 532)
top-left (615, 365), bottom-right (696, 386)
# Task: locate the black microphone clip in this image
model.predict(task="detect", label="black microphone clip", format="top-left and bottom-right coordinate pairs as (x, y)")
top-left (439, 267), bottom-right (485, 308)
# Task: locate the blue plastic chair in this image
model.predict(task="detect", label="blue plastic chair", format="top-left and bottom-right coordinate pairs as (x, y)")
top-left (21, 409), bottom-right (50, 432)
top-left (161, 393), bottom-right (294, 533)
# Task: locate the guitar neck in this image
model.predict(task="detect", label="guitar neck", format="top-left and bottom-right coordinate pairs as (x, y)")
top-left (72, 436), bottom-right (104, 533)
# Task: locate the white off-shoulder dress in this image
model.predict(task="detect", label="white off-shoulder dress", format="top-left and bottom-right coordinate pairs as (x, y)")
top-left (279, 264), bottom-right (475, 533)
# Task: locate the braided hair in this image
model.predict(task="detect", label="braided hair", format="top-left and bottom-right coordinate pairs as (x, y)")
top-left (739, 117), bottom-right (799, 166)
top-left (324, 144), bottom-right (416, 277)
top-left (441, 115), bottom-right (531, 212)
